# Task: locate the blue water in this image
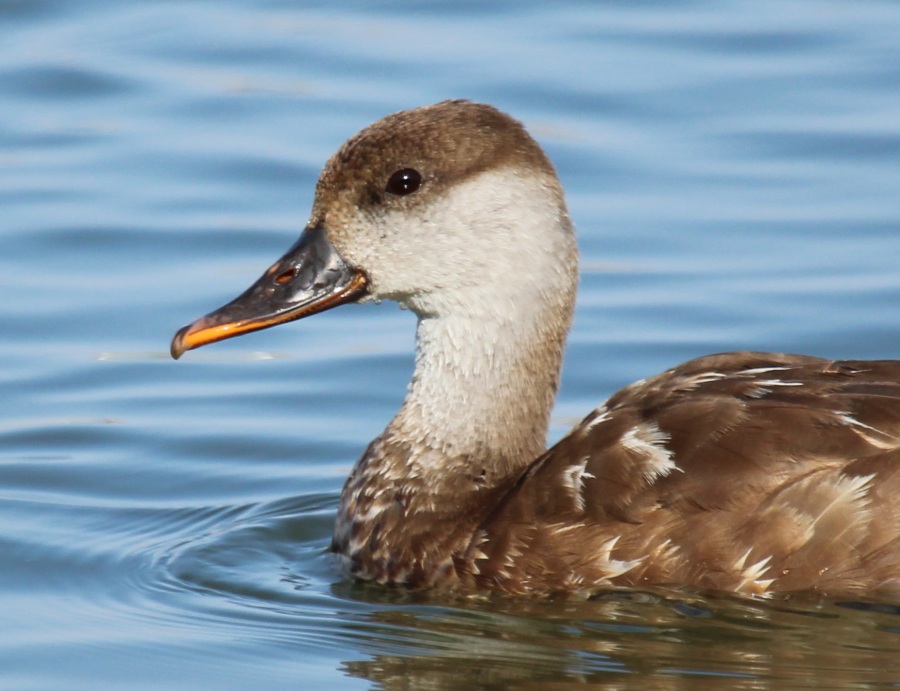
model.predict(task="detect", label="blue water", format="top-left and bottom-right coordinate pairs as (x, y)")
top-left (3, 1), bottom-right (900, 688)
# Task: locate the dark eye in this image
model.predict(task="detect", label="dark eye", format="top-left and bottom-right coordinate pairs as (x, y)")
top-left (385, 168), bottom-right (422, 196)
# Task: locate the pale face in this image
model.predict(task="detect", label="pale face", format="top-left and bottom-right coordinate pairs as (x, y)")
top-left (319, 166), bottom-right (574, 319)
top-left (308, 101), bottom-right (577, 320)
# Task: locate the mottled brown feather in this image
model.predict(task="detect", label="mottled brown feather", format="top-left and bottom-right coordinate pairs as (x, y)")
top-left (466, 353), bottom-right (900, 594)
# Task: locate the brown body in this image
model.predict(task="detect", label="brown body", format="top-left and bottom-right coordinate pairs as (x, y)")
top-left (335, 352), bottom-right (900, 595)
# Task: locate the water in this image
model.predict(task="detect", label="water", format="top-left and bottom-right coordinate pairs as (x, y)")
top-left (2, 0), bottom-right (900, 688)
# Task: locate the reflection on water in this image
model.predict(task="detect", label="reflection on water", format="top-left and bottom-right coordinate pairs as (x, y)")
top-left (335, 588), bottom-right (900, 689)
top-left (2, 0), bottom-right (900, 687)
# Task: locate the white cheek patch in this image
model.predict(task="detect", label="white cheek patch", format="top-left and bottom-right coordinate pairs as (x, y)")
top-left (350, 167), bottom-right (574, 315)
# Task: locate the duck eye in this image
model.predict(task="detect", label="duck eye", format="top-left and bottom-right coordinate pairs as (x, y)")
top-left (385, 168), bottom-right (422, 196)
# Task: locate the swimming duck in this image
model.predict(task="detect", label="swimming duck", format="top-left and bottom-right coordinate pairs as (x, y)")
top-left (172, 100), bottom-right (900, 596)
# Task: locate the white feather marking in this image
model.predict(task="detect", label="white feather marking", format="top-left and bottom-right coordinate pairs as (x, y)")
top-left (562, 457), bottom-right (595, 511)
top-left (469, 549), bottom-right (489, 565)
top-left (693, 372), bottom-right (727, 383)
top-left (743, 385), bottom-right (772, 399)
top-left (351, 498), bottom-right (391, 525)
top-left (651, 538), bottom-right (681, 564)
top-left (837, 414), bottom-right (900, 451)
top-left (809, 473), bottom-right (877, 529)
top-left (683, 372), bottom-right (727, 388)
top-left (590, 535), bottom-right (644, 579)
top-left (733, 549), bottom-right (775, 594)
top-left (562, 572), bottom-right (585, 589)
top-left (620, 421), bottom-right (680, 482)
top-left (582, 407), bottom-right (611, 434)
top-left (741, 366), bottom-right (791, 375)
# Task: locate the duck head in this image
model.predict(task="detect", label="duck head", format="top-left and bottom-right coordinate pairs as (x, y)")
top-left (171, 99), bottom-right (576, 359)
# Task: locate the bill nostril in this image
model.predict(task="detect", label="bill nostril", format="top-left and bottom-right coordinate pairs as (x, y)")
top-left (274, 267), bottom-right (298, 285)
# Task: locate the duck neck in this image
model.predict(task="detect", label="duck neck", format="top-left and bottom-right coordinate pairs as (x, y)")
top-left (389, 308), bottom-right (566, 477)
top-left (333, 273), bottom-right (576, 586)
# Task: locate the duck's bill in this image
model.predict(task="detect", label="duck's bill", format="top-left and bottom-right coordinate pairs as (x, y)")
top-left (170, 227), bottom-right (368, 359)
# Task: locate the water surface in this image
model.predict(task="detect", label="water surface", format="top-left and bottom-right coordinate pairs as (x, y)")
top-left (2, 1), bottom-right (899, 688)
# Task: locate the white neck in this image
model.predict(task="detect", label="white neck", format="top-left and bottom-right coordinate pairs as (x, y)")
top-left (364, 169), bottom-right (579, 479)
top-left (388, 311), bottom-right (553, 471)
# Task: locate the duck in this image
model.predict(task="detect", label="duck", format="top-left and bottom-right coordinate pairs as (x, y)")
top-left (171, 100), bottom-right (900, 596)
